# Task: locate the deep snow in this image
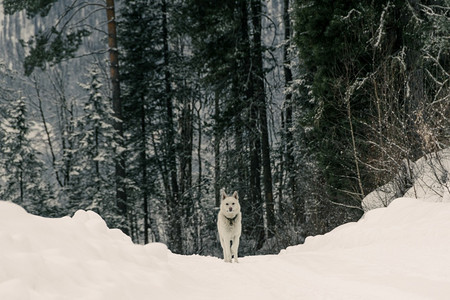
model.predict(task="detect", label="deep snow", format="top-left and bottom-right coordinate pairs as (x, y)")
top-left (362, 148), bottom-right (450, 211)
top-left (1, 197), bottom-right (450, 300)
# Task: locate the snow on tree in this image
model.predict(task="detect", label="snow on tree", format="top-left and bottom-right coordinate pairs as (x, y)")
top-left (0, 96), bottom-right (55, 215)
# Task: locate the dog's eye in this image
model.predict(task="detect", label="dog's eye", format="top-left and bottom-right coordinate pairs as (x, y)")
top-left (232, 202), bottom-right (235, 205)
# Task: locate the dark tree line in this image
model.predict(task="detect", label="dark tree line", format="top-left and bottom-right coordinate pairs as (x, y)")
top-left (0, 0), bottom-right (448, 255)
top-left (292, 0), bottom-right (449, 225)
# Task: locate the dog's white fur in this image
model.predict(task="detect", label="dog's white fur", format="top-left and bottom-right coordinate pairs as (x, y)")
top-left (217, 189), bottom-right (242, 263)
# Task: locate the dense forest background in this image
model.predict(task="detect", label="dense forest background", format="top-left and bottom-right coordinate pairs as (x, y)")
top-left (0, 0), bottom-right (448, 256)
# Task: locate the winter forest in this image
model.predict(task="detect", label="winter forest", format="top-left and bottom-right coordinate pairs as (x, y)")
top-left (0, 0), bottom-right (448, 257)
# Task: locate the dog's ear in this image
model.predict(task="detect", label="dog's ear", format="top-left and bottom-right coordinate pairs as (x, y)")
top-left (221, 188), bottom-right (227, 200)
top-left (232, 191), bottom-right (239, 200)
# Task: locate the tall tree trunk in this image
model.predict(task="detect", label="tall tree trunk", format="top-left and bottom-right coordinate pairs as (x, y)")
top-left (195, 98), bottom-right (203, 253)
top-left (282, 0), bottom-right (300, 221)
top-left (139, 98), bottom-right (150, 244)
top-left (283, 0), bottom-right (294, 195)
top-left (180, 95), bottom-right (193, 212)
top-left (214, 90), bottom-right (221, 208)
top-left (34, 78), bottom-right (63, 187)
top-left (19, 171), bottom-right (24, 204)
top-left (146, 116), bottom-right (161, 243)
top-left (249, 103), bottom-right (264, 250)
top-left (238, 0), bottom-right (264, 251)
top-left (106, 0), bottom-right (127, 223)
top-left (251, 0), bottom-right (275, 238)
top-left (162, 0), bottom-right (182, 254)
top-left (179, 93), bottom-right (193, 252)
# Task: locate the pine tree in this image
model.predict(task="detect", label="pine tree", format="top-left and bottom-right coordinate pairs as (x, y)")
top-left (120, 0), bottom-right (209, 252)
top-left (291, 0), bottom-right (449, 232)
top-left (0, 97), bottom-right (55, 215)
top-left (4, 0), bottom-right (129, 225)
top-left (292, 1), bottom-right (375, 226)
top-left (69, 67), bottom-right (118, 225)
top-left (119, 0), bottom-right (163, 244)
top-left (251, 0), bottom-right (276, 240)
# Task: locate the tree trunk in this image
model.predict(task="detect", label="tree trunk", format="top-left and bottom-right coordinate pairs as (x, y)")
top-left (162, 0), bottom-right (182, 254)
top-left (106, 0), bottom-right (127, 222)
top-left (195, 98), bottom-right (203, 253)
top-left (34, 78), bottom-right (63, 187)
top-left (237, 0), bottom-right (264, 251)
top-left (283, 0), bottom-right (295, 203)
top-left (139, 98), bottom-right (150, 244)
top-left (281, 0), bottom-right (301, 223)
top-left (179, 95), bottom-right (193, 213)
top-left (179, 93), bottom-right (193, 252)
top-left (214, 90), bottom-right (221, 208)
top-left (251, 0), bottom-right (275, 238)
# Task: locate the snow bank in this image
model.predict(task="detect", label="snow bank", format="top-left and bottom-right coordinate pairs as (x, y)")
top-left (1, 197), bottom-right (450, 299)
top-left (363, 148), bottom-right (450, 211)
top-left (0, 201), bottom-right (169, 300)
top-left (281, 197), bottom-right (450, 299)
top-left (288, 197), bottom-right (450, 252)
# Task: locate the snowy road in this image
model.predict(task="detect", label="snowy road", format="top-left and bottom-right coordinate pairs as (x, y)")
top-left (1, 198), bottom-right (450, 300)
top-left (166, 246), bottom-right (450, 300)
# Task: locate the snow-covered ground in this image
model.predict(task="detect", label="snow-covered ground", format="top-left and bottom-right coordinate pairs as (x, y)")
top-left (1, 196), bottom-right (450, 300)
top-left (363, 148), bottom-right (450, 211)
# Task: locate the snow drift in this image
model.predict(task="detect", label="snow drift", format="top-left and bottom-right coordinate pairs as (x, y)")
top-left (1, 197), bottom-right (450, 300)
top-left (363, 148), bottom-right (450, 211)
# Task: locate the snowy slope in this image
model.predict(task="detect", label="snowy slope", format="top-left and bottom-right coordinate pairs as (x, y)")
top-left (1, 198), bottom-right (450, 300)
top-left (362, 148), bottom-right (450, 211)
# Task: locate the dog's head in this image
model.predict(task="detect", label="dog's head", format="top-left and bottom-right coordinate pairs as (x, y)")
top-left (220, 190), bottom-right (240, 218)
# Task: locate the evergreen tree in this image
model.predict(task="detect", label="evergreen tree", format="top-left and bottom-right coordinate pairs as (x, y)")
top-left (69, 66), bottom-right (119, 226)
top-left (0, 97), bottom-right (55, 215)
top-left (294, 0), bottom-right (371, 213)
top-left (4, 0), bottom-right (129, 225)
top-left (120, 0), bottom-right (211, 252)
top-left (119, 0), bottom-right (163, 244)
top-left (292, 0), bottom-right (449, 231)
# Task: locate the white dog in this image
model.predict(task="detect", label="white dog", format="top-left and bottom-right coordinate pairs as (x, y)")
top-left (217, 189), bottom-right (242, 263)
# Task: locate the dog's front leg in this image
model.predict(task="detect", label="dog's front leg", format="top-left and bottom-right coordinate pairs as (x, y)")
top-left (231, 237), bottom-right (239, 263)
top-left (221, 237), bottom-right (232, 262)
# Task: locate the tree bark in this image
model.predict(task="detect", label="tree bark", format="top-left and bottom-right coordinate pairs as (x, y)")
top-left (251, 0), bottom-right (275, 238)
top-left (179, 95), bottom-right (193, 211)
top-left (283, 0), bottom-right (295, 203)
top-left (139, 98), bottom-right (150, 244)
top-left (162, 0), bottom-right (182, 254)
top-left (195, 98), bottom-right (203, 253)
top-left (106, 0), bottom-right (127, 221)
top-left (214, 90), bottom-right (221, 208)
top-left (34, 78), bottom-right (64, 187)
top-left (281, 0), bottom-right (302, 223)
top-left (236, 0), bottom-right (264, 251)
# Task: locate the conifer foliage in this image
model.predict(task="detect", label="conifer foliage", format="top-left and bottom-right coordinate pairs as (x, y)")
top-left (68, 67), bottom-right (119, 223)
top-left (0, 96), bottom-right (54, 215)
top-left (291, 0), bottom-right (449, 229)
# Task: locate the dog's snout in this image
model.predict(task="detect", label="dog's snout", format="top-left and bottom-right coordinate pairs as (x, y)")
top-left (229, 207), bottom-right (233, 212)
